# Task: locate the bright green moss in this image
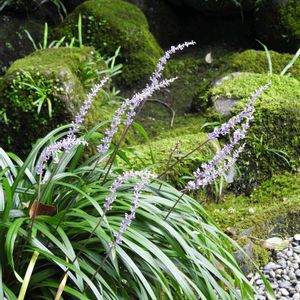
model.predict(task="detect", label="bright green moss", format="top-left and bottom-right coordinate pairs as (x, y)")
top-left (206, 172), bottom-right (300, 265)
top-left (209, 73), bottom-right (300, 187)
top-left (224, 49), bottom-right (300, 80)
top-left (121, 130), bottom-right (219, 188)
top-left (0, 47), bottom-right (109, 155)
top-left (55, 0), bottom-right (162, 86)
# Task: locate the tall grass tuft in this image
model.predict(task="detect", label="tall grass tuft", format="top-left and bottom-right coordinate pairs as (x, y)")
top-left (0, 42), bottom-right (274, 299)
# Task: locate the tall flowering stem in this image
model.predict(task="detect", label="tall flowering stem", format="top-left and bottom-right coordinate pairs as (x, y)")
top-left (36, 76), bottom-right (109, 177)
top-left (88, 170), bottom-right (155, 283)
top-left (164, 82), bottom-right (271, 220)
top-left (95, 42), bottom-right (196, 181)
top-left (56, 170), bottom-right (154, 293)
top-left (68, 76), bottom-right (109, 139)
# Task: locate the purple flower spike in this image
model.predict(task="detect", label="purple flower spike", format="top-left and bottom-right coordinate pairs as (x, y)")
top-left (186, 82), bottom-right (271, 191)
top-left (150, 41), bottom-right (196, 86)
top-left (208, 82), bottom-right (271, 140)
top-left (37, 76), bottom-right (109, 175)
top-left (97, 77), bottom-right (177, 155)
top-left (68, 76), bottom-right (109, 139)
top-left (36, 136), bottom-right (87, 175)
top-left (104, 170), bottom-right (154, 248)
top-left (96, 41), bottom-right (196, 156)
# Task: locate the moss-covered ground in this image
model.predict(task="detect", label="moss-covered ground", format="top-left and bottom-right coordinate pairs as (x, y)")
top-left (204, 172), bottom-right (300, 266)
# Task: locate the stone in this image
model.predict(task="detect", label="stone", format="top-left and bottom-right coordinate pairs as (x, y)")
top-left (280, 288), bottom-right (289, 296)
top-left (264, 262), bottom-right (278, 272)
top-left (293, 293), bottom-right (300, 300)
top-left (279, 281), bottom-right (292, 289)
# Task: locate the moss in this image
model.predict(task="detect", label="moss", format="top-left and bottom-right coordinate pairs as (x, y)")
top-left (252, 244), bottom-right (270, 267)
top-left (206, 172), bottom-right (300, 232)
top-left (255, 0), bottom-right (300, 52)
top-left (0, 47), bottom-right (110, 155)
top-left (54, 0), bottom-right (162, 86)
top-left (191, 49), bottom-right (300, 111)
top-left (208, 73), bottom-right (300, 188)
top-left (205, 171), bottom-right (300, 265)
top-left (121, 129), bottom-right (219, 188)
top-left (224, 49), bottom-right (300, 80)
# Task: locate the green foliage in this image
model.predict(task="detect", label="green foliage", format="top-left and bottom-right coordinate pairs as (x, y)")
top-left (122, 131), bottom-right (219, 189)
top-left (54, 0), bottom-right (162, 86)
top-left (0, 126), bottom-right (257, 299)
top-left (209, 73), bottom-right (300, 189)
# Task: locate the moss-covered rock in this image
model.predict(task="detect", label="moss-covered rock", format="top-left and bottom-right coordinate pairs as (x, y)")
top-left (191, 49), bottom-right (300, 112)
top-left (209, 73), bottom-right (300, 189)
top-left (0, 47), bottom-right (109, 155)
top-left (255, 0), bottom-right (300, 52)
top-left (224, 49), bottom-right (300, 80)
top-left (54, 0), bottom-right (162, 86)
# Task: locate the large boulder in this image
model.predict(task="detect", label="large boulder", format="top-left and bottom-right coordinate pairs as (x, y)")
top-left (208, 73), bottom-right (300, 189)
top-left (255, 0), bottom-right (300, 52)
top-left (54, 0), bottom-right (162, 86)
top-left (0, 47), bottom-right (108, 156)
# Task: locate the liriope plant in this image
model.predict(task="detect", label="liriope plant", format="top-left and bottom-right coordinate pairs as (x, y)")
top-left (0, 42), bottom-right (274, 300)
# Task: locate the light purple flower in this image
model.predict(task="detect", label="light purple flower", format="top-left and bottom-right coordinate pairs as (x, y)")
top-left (96, 41), bottom-right (196, 156)
top-left (105, 170), bottom-right (154, 247)
top-left (36, 136), bottom-right (87, 175)
top-left (97, 77), bottom-right (177, 155)
top-left (68, 76), bottom-right (109, 139)
top-left (186, 82), bottom-right (271, 191)
top-left (36, 77), bottom-right (109, 175)
top-left (208, 82), bottom-right (271, 140)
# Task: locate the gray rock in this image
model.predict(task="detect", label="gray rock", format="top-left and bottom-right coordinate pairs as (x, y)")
top-left (294, 246), bottom-right (300, 254)
top-left (293, 293), bottom-right (300, 300)
top-left (279, 281), bottom-right (292, 289)
top-left (264, 262), bottom-right (278, 272)
top-left (280, 288), bottom-right (289, 296)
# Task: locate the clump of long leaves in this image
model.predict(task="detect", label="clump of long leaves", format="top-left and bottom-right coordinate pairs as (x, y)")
top-left (0, 122), bottom-right (258, 300)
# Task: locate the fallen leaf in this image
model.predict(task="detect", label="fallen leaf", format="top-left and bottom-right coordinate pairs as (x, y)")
top-left (205, 52), bottom-right (213, 64)
top-left (29, 199), bottom-right (56, 219)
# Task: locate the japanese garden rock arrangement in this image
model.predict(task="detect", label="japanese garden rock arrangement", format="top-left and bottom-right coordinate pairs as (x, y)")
top-left (250, 234), bottom-right (300, 300)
